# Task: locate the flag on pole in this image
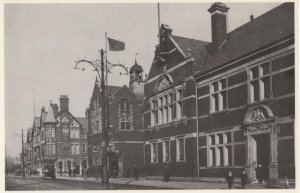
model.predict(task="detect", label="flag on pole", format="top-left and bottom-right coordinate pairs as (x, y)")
top-left (107, 37), bottom-right (125, 51)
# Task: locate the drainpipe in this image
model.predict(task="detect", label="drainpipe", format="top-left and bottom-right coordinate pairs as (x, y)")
top-left (187, 49), bottom-right (199, 181)
top-left (195, 77), bottom-right (199, 181)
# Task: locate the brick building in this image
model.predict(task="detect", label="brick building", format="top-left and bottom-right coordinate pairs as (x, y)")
top-left (24, 95), bottom-right (88, 176)
top-left (87, 60), bottom-right (145, 177)
top-left (143, 2), bottom-right (294, 183)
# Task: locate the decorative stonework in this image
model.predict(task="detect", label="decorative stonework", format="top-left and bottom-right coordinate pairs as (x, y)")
top-left (244, 105), bottom-right (275, 125)
top-left (248, 108), bottom-right (266, 122)
top-left (157, 77), bottom-right (171, 91)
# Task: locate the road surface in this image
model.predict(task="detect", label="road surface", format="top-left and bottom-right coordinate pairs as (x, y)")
top-left (5, 175), bottom-right (167, 190)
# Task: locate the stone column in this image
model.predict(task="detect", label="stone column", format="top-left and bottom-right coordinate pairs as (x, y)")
top-left (269, 125), bottom-right (279, 184)
top-left (245, 130), bottom-right (253, 182)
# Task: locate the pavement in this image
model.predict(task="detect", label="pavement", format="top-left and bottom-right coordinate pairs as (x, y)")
top-left (55, 174), bottom-right (295, 189)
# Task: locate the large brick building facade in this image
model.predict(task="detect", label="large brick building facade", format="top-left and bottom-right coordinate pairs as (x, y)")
top-left (143, 2), bottom-right (294, 183)
top-left (87, 60), bottom-right (145, 177)
top-left (24, 96), bottom-right (88, 176)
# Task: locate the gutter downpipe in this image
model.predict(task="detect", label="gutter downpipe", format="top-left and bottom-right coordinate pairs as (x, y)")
top-left (187, 52), bottom-right (199, 181)
top-left (195, 77), bottom-right (199, 181)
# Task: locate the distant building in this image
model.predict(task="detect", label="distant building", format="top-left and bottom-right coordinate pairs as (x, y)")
top-left (87, 60), bottom-right (144, 177)
top-left (24, 95), bottom-right (88, 176)
top-left (144, 2), bottom-right (294, 183)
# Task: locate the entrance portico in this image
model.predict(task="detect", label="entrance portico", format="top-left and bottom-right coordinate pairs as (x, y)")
top-left (243, 105), bottom-right (279, 184)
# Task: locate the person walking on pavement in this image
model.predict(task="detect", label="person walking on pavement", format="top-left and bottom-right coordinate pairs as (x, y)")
top-left (240, 169), bottom-right (247, 189)
top-left (255, 164), bottom-right (262, 183)
top-left (133, 165), bottom-right (139, 181)
top-left (84, 168), bottom-right (87, 180)
top-left (226, 171), bottom-right (234, 189)
top-left (163, 165), bottom-right (170, 182)
top-left (68, 169), bottom-right (72, 178)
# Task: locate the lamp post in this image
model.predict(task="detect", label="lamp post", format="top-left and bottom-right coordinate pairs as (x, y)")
top-left (75, 49), bottom-right (128, 189)
top-left (14, 130), bottom-right (26, 178)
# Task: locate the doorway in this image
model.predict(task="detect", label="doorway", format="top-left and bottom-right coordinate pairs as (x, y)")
top-left (252, 133), bottom-right (270, 180)
top-left (108, 152), bottom-right (119, 177)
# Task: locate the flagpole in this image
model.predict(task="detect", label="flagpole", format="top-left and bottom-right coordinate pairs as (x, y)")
top-left (105, 32), bottom-right (108, 84)
top-left (158, 3), bottom-right (161, 42)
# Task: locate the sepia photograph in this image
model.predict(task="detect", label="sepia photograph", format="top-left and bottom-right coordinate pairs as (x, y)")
top-left (4, 0), bottom-right (296, 190)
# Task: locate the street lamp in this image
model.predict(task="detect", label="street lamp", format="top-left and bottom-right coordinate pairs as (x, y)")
top-left (13, 129), bottom-right (25, 178)
top-left (75, 49), bottom-right (128, 189)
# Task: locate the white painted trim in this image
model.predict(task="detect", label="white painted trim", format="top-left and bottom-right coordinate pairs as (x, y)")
top-left (169, 36), bottom-right (187, 58)
top-left (110, 141), bottom-right (144, 144)
top-left (278, 136), bottom-right (294, 140)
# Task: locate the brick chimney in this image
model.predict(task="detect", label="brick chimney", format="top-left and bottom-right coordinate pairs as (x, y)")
top-left (50, 103), bottom-right (59, 116)
top-left (208, 2), bottom-right (229, 50)
top-left (60, 95), bottom-right (69, 111)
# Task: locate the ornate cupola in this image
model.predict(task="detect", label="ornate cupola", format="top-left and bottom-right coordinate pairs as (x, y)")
top-left (129, 57), bottom-right (144, 99)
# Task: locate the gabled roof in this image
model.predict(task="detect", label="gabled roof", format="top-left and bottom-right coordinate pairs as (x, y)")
top-left (112, 85), bottom-right (138, 100)
top-left (172, 35), bottom-right (210, 71)
top-left (106, 86), bottom-right (122, 96)
top-left (197, 3), bottom-right (294, 77)
top-left (44, 107), bottom-right (57, 124)
top-left (77, 117), bottom-right (88, 132)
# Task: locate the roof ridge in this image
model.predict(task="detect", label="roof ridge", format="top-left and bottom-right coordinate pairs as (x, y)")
top-left (172, 34), bottom-right (209, 44)
top-left (227, 3), bottom-right (286, 37)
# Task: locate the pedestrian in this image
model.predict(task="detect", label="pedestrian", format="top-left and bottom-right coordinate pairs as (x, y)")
top-left (240, 169), bottom-right (247, 189)
top-left (68, 169), bottom-right (72, 178)
top-left (284, 175), bottom-right (289, 189)
top-left (163, 165), bottom-right (170, 182)
top-left (133, 165), bottom-right (139, 181)
top-left (255, 164), bottom-right (262, 183)
top-left (226, 171), bottom-right (234, 189)
top-left (84, 168), bottom-right (87, 180)
top-left (60, 169), bottom-right (62, 176)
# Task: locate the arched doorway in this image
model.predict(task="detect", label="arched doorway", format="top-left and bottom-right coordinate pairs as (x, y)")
top-left (243, 105), bottom-right (279, 184)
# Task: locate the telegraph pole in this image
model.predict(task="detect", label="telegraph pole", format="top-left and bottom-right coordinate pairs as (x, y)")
top-left (22, 129), bottom-right (25, 178)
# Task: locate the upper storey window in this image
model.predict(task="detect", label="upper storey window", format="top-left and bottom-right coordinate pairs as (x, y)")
top-left (248, 62), bottom-right (270, 103)
top-left (150, 88), bottom-right (183, 126)
top-left (210, 78), bottom-right (227, 113)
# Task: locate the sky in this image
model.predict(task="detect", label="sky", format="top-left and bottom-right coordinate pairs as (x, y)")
top-left (4, 1), bottom-right (282, 157)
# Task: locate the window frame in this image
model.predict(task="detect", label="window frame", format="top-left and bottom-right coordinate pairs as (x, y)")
top-left (150, 141), bottom-right (158, 163)
top-left (207, 131), bottom-right (233, 168)
top-left (176, 137), bottom-right (186, 162)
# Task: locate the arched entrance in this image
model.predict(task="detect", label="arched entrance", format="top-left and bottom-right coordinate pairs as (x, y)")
top-left (243, 105), bottom-right (279, 184)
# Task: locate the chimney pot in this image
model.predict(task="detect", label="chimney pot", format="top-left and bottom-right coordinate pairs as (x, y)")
top-left (250, 15), bottom-right (254, 21)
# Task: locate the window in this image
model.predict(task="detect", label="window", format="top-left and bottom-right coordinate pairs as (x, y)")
top-left (210, 79), bottom-right (227, 113)
top-left (150, 87), bottom-right (183, 126)
top-left (47, 144), bottom-right (55, 155)
top-left (151, 142), bottom-right (158, 163)
top-left (82, 143), bottom-right (87, 153)
top-left (248, 62), bottom-right (270, 103)
top-left (207, 131), bottom-right (232, 167)
top-left (120, 121), bottom-right (131, 130)
top-left (70, 129), bottom-right (80, 139)
top-left (119, 98), bottom-right (133, 130)
top-left (120, 99), bottom-right (131, 112)
top-left (176, 138), bottom-right (185, 162)
top-left (162, 140), bottom-right (170, 163)
top-left (71, 143), bottom-right (80, 155)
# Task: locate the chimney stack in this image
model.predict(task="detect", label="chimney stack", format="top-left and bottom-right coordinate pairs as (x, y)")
top-left (60, 95), bottom-right (69, 112)
top-left (208, 2), bottom-right (229, 50)
top-left (51, 103), bottom-right (59, 116)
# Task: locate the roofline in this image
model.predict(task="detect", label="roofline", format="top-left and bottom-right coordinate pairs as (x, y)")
top-left (195, 35), bottom-right (294, 80)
